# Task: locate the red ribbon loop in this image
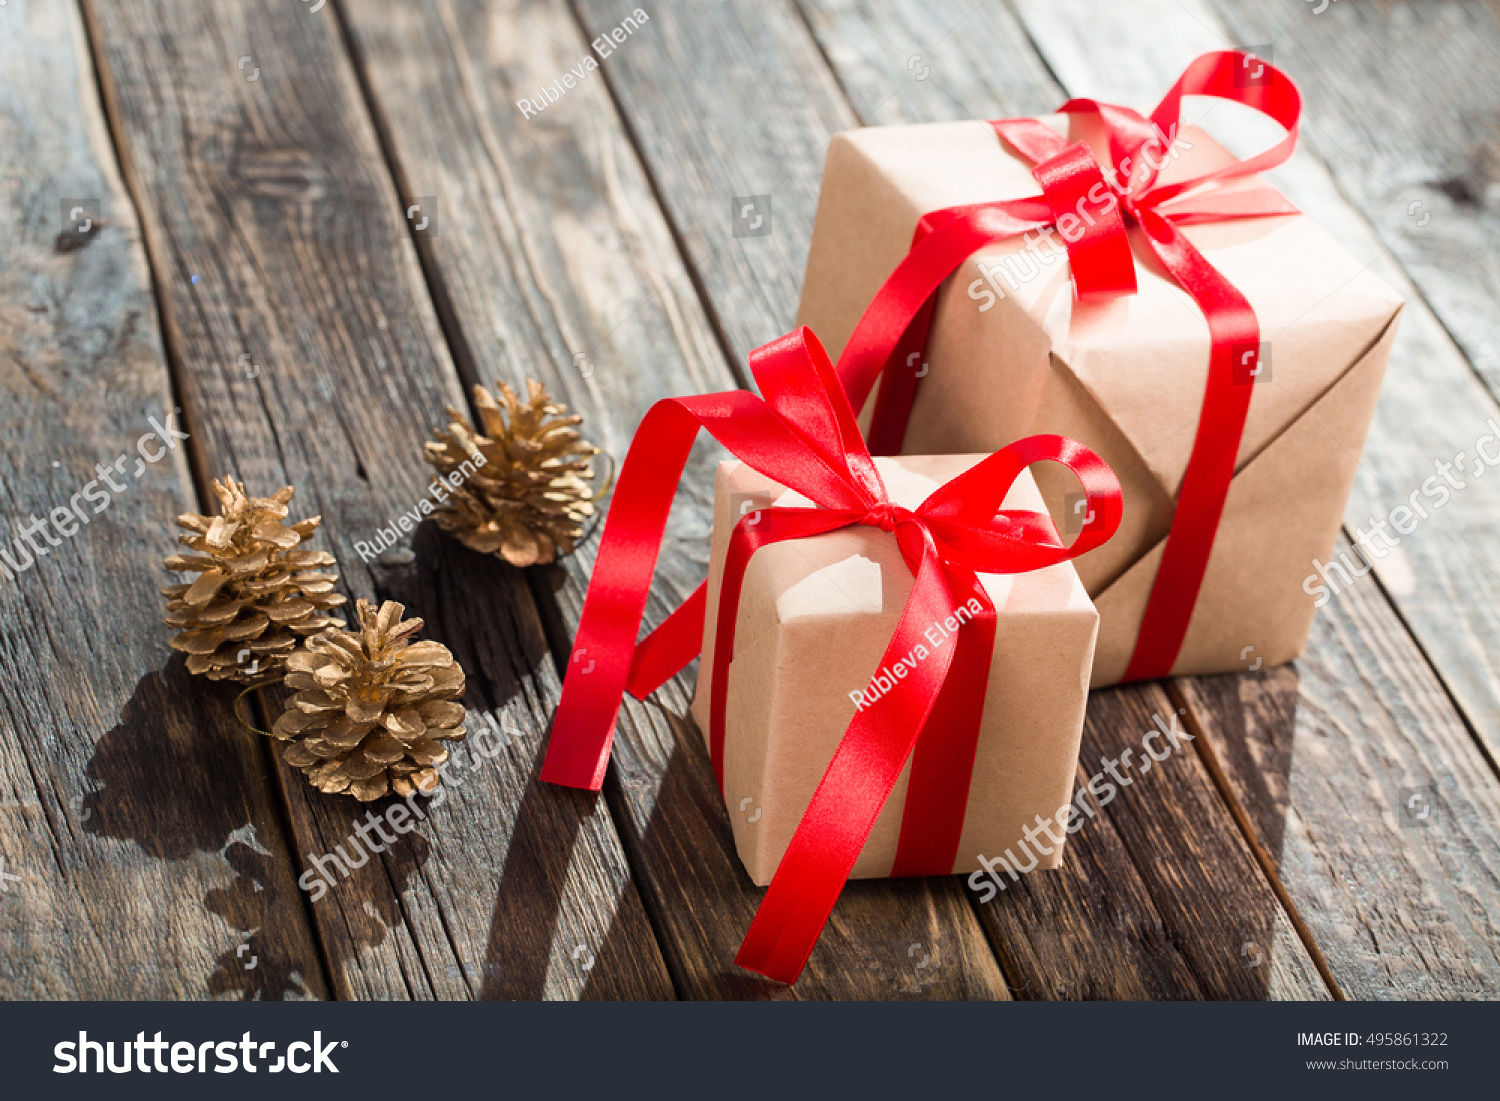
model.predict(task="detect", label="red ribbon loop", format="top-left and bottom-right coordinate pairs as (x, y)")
top-left (542, 327), bottom-right (1122, 983)
top-left (843, 50), bottom-right (1303, 680)
top-left (1029, 141), bottom-right (1136, 299)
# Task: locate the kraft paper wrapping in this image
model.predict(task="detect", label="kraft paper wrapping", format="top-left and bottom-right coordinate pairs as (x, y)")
top-left (796, 117), bottom-right (1403, 685)
top-left (690, 454), bottom-right (1098, 886)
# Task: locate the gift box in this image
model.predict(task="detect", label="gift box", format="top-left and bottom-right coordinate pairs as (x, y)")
top-left (795, 54), bottom-right (1403, 685)
top-left (690, 454), bottom-right (1098, 885)
top-left (542, 327), bottom-right (1121, 982)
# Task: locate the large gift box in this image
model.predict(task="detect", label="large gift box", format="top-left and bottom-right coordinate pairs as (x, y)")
top-left (690, 454), bottom-right (1098, 885)
top-left (795, 53), bottom-right (1403, 685)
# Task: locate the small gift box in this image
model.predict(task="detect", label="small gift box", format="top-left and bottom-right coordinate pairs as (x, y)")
top-left (795, 52), bottom-right (1403, 685)
top-left (541, 328), bottom-right (1121, 982)
top-left (690, 454), bottom-right (1099, 886)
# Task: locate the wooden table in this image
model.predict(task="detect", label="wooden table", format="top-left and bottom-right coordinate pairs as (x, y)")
top-left (2, 0), bottom-right (1498, 1001)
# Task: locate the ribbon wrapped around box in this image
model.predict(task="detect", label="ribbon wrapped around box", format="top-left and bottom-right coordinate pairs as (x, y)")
top-left (796, 51), bottom-right (1403, 685)
top-left (690, 451), bottom-right (1102, 890)
top-left (540, 327), bottom-right (1122, 983)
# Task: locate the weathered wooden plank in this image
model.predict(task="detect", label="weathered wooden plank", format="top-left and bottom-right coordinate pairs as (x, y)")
top-left (1083, 687), bottom-right (1328, 999)
top-left (339, 0), bottom-right (1009, 997)
top-left (793, 0), bottom-right (1328, 997)
top-left (572, 0), bottom-right (860, 371)
top-left (1012, 0), bottom-right (1500, 767)
top-left (0, 0), bottom-right (326, 998)
top-left (1176, 537), bottom-right (1500, 999)
top-left (1208, 0), bottom-right (1500, 399)
top-left (1009, 0), bottom-right (1500, 997)
top-left (81, 0), bottom-right (669, 999)
top-left (980, 687), bottom-right (1328, 999)
top-left (795, 0), bottom-right (1064, 124)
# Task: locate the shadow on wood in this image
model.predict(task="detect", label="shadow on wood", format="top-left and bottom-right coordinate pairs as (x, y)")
top-left (1082, 676), bottom-right (1301, 998)
top-left (82, 661), bottom-right (327, 999)
top-left (473, 754), bottom-right (595, 1000)
top-left (368, 524), bottom-right (671, 999)
top-left (973, 676), bottom-right (1307, 999)
top-left (1185, 665), bottom-right (1303, 877)
top-left (602, 696), bottom-right (1009, 999)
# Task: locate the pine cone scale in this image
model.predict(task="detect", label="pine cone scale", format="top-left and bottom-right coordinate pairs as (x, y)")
top-left (161, 478), bottom-right (348, 682)
top-left (272, 599), bottom-right (467, 801)
top-left (425, 380), bottom-right (599, 568)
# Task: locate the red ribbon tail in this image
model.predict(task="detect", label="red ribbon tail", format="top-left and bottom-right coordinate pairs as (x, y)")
top-left (540, 400), bottom-right (729, 791)
top-left (865, 296), bottom-right (936, 456)
top-left (735, 535), bottom-right (960, 983)
top-left (888, 565), bottom-right (994, 877)
top-left (1120, 209), bottom-right (1260, 681)
top-left (834, 202), bottom-right (1050, 417)
top-left (542, 333), bottom-right (872, 791)
top-left (625, 582), bottom-right (708, 700)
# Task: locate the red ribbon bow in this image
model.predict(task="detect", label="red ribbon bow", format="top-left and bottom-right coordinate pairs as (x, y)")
top-left (849, 50), bottom-right (1302, 681)
top-left (541, 327), bottom-right (1121, 982)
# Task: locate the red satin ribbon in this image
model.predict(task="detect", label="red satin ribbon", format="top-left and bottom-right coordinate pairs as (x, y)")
top-left (542, 327), bottom-right (1121, 983)
top-left (839, 50), bottom-right (1302, 681)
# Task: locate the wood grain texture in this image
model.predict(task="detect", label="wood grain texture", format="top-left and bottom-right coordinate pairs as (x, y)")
top-left (794, 0), bottom-right (1328, 999)
top-left (81, 0), bottom-right (669, 999)
top-left (15, 0), bottom-right (1491, 1004)
top-left (1208, 0), bottom-right (1500, 396)
top-left (1011, 0), bottom-right (1500, 770)
top-left (1177, 537), bottom-right (1500, 999)
top-left (571, 0), bottom-right (859, 373)
top-left (795, 0), bottom-right (1064, 124)
top-left (338, 0), bottom-right (1009, 998)
top-left (978, 685), bottom-right (1330, 999)
top-left (1009, 0), bottom-right (1500, 998)
top-left (0, 0), bottom-right (326, 999)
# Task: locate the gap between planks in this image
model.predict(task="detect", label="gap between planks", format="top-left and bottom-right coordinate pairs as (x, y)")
top-left (326, 0), bottom-right (694, 1000)
top-left (335, 0), bottom-right (1012, 997)
top-left (75, 0), bottom-right (672, 999)
top-left (73, 0), bottom-right (344, 1001)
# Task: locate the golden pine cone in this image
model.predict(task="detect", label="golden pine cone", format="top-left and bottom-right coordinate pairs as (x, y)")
top-left (163, 478), bottom-right (347, 683)
top-left (425, 380), bottom-right (598, 567)
top-left (272, 599), bottom-right (467, 801)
